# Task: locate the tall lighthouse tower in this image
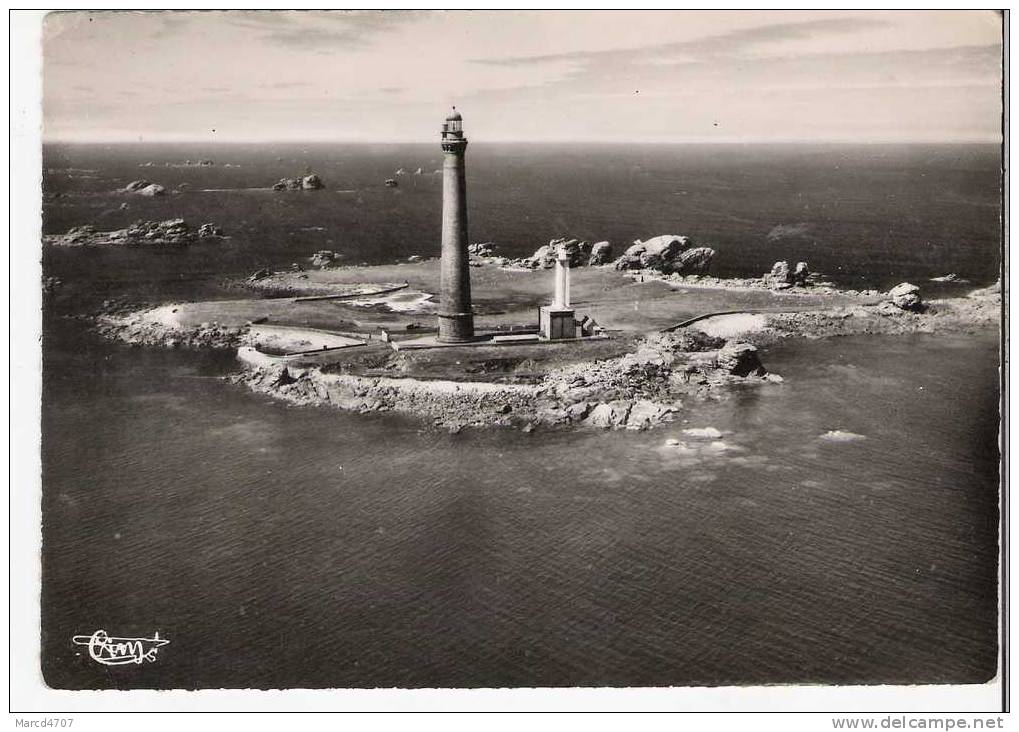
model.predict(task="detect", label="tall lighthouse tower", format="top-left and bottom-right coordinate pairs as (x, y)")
top-left (437, 107), bottom-right (474, 342)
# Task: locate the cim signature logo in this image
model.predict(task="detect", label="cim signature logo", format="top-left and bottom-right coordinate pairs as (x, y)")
top-left (72, 630), bottom-right (169, 666)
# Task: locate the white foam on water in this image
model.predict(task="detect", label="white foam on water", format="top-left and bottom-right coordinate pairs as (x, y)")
top-left (683, 427), bottom-right (723, 439)
top-left (819, 430), bottom-right (867, 442)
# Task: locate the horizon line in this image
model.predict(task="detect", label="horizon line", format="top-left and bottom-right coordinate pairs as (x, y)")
top-left (41, 136), bottom-right (1003, 146)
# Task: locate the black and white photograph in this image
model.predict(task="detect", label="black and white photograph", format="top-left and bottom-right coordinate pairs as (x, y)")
top-left (9, 7), bottom-right (1009, 716)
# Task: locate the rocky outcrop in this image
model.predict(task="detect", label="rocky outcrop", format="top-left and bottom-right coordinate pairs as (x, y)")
top-left (310, 250), bottom-right (342, 268)
top-left (887, 282), bottom-right (923, 311)
top-left (467, 242), bottom-right (495, 257)
top-left (248, 268), bottom-right (273, 283)
top-left (130, 218), bottom-right (190, 243)
top-left (580, 399), bottom-right (672, 430)
top-left (301, 174), bottom-right (323, 190)
top-left (588, 241), bottom-right (613, 265)
top-left (46, 219), bottom-right (224, 247)
top-left (272, 174), bottom-right (324, 191)
top-left (198, 223), bottom-right (224, 238)
top-left (122, 180), bottom-right (166, 196)
top-left (525, 245), bottom-right (554, 268)
top-left (469, 238), bottom-right (614, 270)
top-left (930, 273), bottom-right (967, 283)
top-left (714, 343), bottom-right (767, 377)
top-left (615, 235), bottom-right (685, 271)
top-left (94, 306), bottom-right (249, 350)
top-left (764, 260), bottom-right (792, 288)
top-left (583, 400), bottom-right (632, 428)
top-left (231, 366), bottom-right (542, 429)
top-left (58, 225), bottom-right (98, 245)
top-left (467, 242), bottom-right (512, 267)
top-left (614, 235), bottom-right (716, 275)
top-left (672, 247), bottom-right (716, 274)
top-left (623, 400), bottom-right (676, 430)
top-left (521, 238), bottom-right (593, 268)
top-left (523, 243), bottom-right (557, 269)
top-left (525, 332), bottom-right (771, 431)
top-left (762, 260), bottom-right (813, 289)
top-left (670, 330), bottom-right (727, 352)
top-left (230, 359), bottom-right (688, 434)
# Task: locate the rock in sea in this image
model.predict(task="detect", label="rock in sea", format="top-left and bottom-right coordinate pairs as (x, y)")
top-left (625, 400), bottom-right (674, 430)
top-left (715, 343), bottom-right (767, 377)
top-left (565, 401), bottom-right (592, 421)
top-left (122, 180), bottom-right (165, 196)
top-left (887, 282), bottom-right (923, 311)
top-left (197, 223), bottom-right (224, 238)
top-left (273, 174), bottom-right (325, 191)
top-left (584, 400), bottom-right (632, 429)
top-left (310, 250), bottom-right (341, 268)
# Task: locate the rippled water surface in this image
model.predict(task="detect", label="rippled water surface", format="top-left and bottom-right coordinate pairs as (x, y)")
top-left (40, 144), bottom-right (1000, 688)
top-left (43, 142), bottom-right (1001, 301)
top-left (42, 323), bottom-right (999, 689)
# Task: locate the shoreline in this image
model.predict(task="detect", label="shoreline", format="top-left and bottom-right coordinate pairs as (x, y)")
top-left (88, 263), bottom-right (1001, 432)
top-left (226, 332), bottom-right (778, 432)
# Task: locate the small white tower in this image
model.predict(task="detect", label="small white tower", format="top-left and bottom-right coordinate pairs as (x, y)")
top-left (539, 246), bottom-right (577, 340)
top-left (553, 247), bottom-right (571, 308)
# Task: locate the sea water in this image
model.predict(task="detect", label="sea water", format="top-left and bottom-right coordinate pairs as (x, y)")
top-left (40, 144), bottom-right (1001, 688)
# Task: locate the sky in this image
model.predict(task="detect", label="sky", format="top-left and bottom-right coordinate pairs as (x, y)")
top-left (42, 10), bottom-right (1003, 143)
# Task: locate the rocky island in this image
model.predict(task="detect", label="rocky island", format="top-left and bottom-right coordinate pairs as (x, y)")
top-left (272, 173), bottom-right (324, 190)
top-left (121, 179), bottom-right (167, 196)
top-left (45, 219), bottom-right (225, 247)
top-left (89, 243), bottom-right (1000, 433)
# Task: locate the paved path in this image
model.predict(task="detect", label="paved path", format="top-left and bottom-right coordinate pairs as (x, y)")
top-left (659, 303), bottom-right (832, 333)
top-left (293, 283), bottom-right (409, 303)
top-left (659, 309), bottom-right (767, 333)
top-left (249, 324), bottom-right (367, 354)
